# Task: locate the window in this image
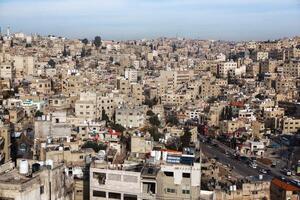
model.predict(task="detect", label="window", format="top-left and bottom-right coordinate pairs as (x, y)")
top-left (40, 185), bottom-right (44, 194)
top-left (93, 190), bottom-right (106, 197)
top-left (79, 155), bottom-right (84, 159)
top-left (93, 172), bottom-right (106, 184)
top-left (108, 192), bottom-right (121, 199)
top-left (166, 188), bottom-right (176, 193)
top-left (124, 194), bottom-right (137, 200)
top-left (182, 173), bottom-right (190, 178)
top-left (182, 189), bottom-right (190, 194)
top-left (164, 171), bottom-right (174, 177)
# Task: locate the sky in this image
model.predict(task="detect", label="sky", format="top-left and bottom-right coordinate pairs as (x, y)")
top-left (0, 0), bottom-right (300, 41)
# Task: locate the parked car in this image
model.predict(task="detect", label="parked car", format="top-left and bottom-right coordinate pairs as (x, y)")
top-left (249, 162), bottom-right (257, 169)
top-left (259, 169), bottom-right (267, 174)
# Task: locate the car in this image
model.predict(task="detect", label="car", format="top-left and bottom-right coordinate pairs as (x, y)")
top-left (212, 143), bottom-right (219, 148)
top-left (280, 168), bottom-right (292, 176)
top-left (249, 162), bottom-right (257, 169)
top-left (259, 169), bottom-right (267, 174)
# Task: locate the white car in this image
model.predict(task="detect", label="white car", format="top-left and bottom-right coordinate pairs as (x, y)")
top-left (249, 162), bottom-right (257, 169)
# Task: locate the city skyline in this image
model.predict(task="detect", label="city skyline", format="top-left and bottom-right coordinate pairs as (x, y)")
top-left (0, 0), bottom-right (300, 41)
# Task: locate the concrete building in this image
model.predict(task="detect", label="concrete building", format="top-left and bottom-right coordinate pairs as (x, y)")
top-left (156, 163), bottom-right (201, 200)
top-left (270, 178), bottom-right (300, 200)
top-left (115, 106), bottom-right (145, 128)
top-left (282, 117), bottom-right (300, 134)
top-left (0, 159), bottom-right (74, 200)
top-left (0, 123), bottom-right (11, 164)
top-left (90, 161), bottom-right (141, 200)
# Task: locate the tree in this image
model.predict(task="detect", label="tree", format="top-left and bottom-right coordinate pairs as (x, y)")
top-left (180, 127), bottom-right (192, 148)
top-left (149, 115), bottom-right (160, 127)
top-left (101, 110), bottom-right (110, 122)
top-left (148, 126), bottom-right (162, 142)
top-left (94, 36), bottom-right (102, 49)
top-left (146, 110), bottom-right (155, 116)
top-left (166, 114), bottom-right (179, 126)
top-left (62, 45), bottom-right (68, 57)
top-left (81, 141), bottom-right (106, 153)
top-left (34, 110), bottom-right (44, 118)
top-left (48, 59), bottom-right (55, 67)
top-left (110, 123), bottom-right (126, 133)
top-left (81, 38), bottom-right (89, 45)
top-left (143, 97), bottom-right (158, 108)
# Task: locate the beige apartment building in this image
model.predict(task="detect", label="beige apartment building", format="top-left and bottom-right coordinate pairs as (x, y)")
top-left (115, 106), bottom-right (145, 128)
top-left (30, 78), bottom-right (52, 95)
top-left (282, 117), bottom-right (300, 134)
top-left (260, 60), bottom-right (278, 74)
top-left (13, 55), bottom-right (35, 78)
top-left (0, 62), bottom-right (13, 79)
top-left (0, 160), bottom-right (74, 200)
top-left (62, 75), bottom-right (83, 97)
top-left (0, 124), bottom-right (11, 164)
top-left (256, 51), bottom-right (269, 61)
top-left (199, 79), bottom-right (221, 99)
top-left (283, 59), bottom-right (300, 77)
top-left (131, 135), bottom-right (153, 156)
top-left (156, 163), bottom-right (201, 200)
top-left (75, 100), bottom-right (97, 121)
top-left (275, 77), bottom-right (296, 93)
top-left (220, 119), bottom-right (245, 134)
top-left (90, 161), bottom-right (141, 200)
top-left (216, 176), bottom-right (271, 200)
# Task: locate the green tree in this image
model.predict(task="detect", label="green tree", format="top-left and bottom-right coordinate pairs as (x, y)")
top-left (48, 59), bottom-right (55, 67)
top-left (94, 36), bottom-right (102, 49)
top-left (149, 115), bottom-right (160, 127)
top-left (81, 38), bottom-right (89, 45)
top-left (35, 110), bottom-right (44, 118)
top-left (148, 126), bottom-right (162, 142)
top-left (166, 114), bottom-right (179, 126)
top-left (143, 97), bottom-right (158, 108)
top-left (180, 127), bottom-right (192, 148)
top-left (146, 110), bottom-right (155, 116)
top-left (62, 45), bottom-right (68, 57)
top-left (101, 109), bottom-right (110, 122)
top-left (110, 123), bottom-right (126, 133)
top-left (81, 47), bottom-right (86, 57)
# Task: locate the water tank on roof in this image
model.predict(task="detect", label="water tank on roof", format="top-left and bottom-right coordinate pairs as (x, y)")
top-left (46, 160), bottom-right (53, 169)
top-left (32, 163), bottom-right (41, 173)
top-left (19, 159), bottom-right (29, 175)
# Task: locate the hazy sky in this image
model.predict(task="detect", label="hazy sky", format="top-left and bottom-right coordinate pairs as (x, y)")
top-left (0, 0), bottom-right (300, 40)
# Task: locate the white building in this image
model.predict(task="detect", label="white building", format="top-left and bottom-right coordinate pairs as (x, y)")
top-left (218, 61), bottom-right (238, 78)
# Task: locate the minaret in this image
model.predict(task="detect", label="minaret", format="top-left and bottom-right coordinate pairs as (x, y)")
top-left (6, 25), bottom-right (10, 37)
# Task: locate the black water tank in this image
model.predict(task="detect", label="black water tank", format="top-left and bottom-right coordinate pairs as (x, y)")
top-left (32, 163), bottom-right (41, 173)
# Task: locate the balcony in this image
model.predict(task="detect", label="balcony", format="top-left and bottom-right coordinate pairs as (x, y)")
top-left (0, 151), bottom-right (4, 162)
top-left (0, 137), bottom-right (4, 149)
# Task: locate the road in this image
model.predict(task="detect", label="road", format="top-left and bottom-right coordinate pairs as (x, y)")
top-left (200, 141), bottom-right (260, 177)
top-left (200, 137), bottom-right (299, 182)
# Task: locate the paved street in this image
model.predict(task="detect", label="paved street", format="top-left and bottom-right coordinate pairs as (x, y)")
top-left (200, 138), bottom-right (300, 182)
top-left (200, 141), bottom-right (260, 177)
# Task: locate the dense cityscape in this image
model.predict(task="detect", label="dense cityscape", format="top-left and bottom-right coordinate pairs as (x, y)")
top-left (0, 26), bottom-right (300, 200)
